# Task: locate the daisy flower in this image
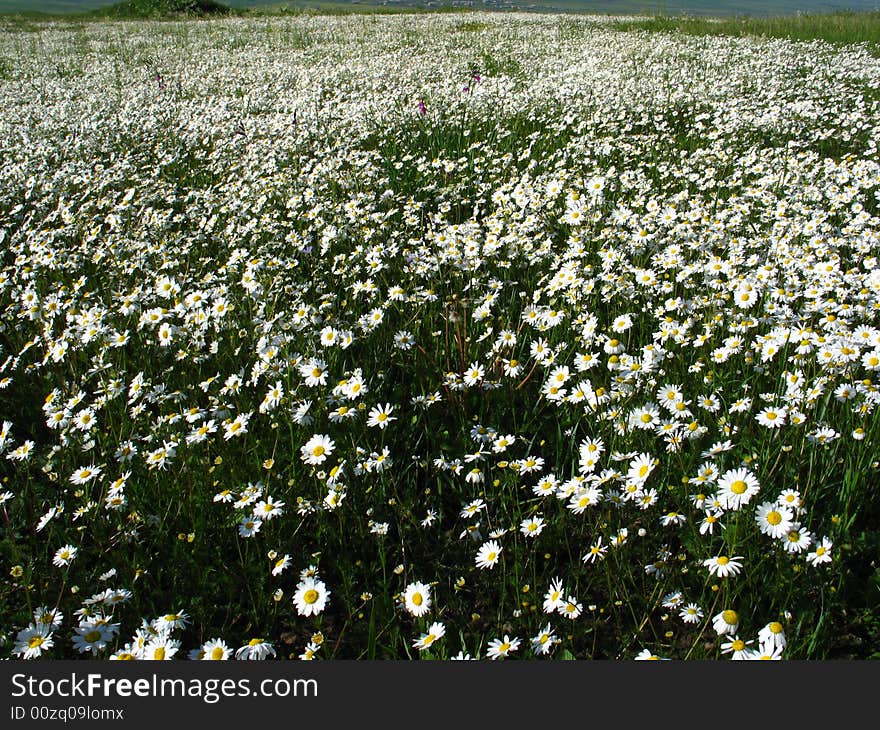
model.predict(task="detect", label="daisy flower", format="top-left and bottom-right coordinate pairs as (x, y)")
top-left (402, 582), bottom-right (432, 617)
top-left (543, 577), bottom-right (566, 614)
top-left (750, 639), bottom-right (784, 660)
top-left (460, 499), bottom-right (486, 518)
top-left (253, 497), bottom-right (285, 521)
top-left (712, 609), bottom-right (739, 636)
top-left (235, 638), bottom-right (276, 660)
top-left (703, 555), bottom-right (744, 578)
top-left (301, 434), bottom-right (335, 465)
top-left (806, 537), bottom-right (833, 567)
top-left (222, 409), bottom-right (252, 441)
top-left (486, 635), bottom-right (520, 660)
top-left (154, 611), bottom-right (189, 632)
top-left (582, 538), bottom-right (608, 564)
top-left (143, 635), bottom-right (180, 661)
top-left (366, 403), bottom-right (397, 429)
top-left (69, 465), bottom-right (101, 485)
top-left (679, 603), bottom-right (704, 624)
top-left (299, 642), bottom-right (320, 661)
top-left (755, 406), bottom-right (787, 428)
top-left (520, 515), bottom-right (545, 538)
top-left (53, 544), bottom-right (78, 568)
top-left (777, 489), bottom-right (802, 511)
top-left (758, 621), bottom-right (787, 650)
top-left (33, 606), bottom-right (63, 630)
top-left (271, 554), bottom-right (291, 576)
top-left (533, 474), bottom-right (559, 498)
top-left (755, 501), bottom-right (794, 539)
top-left (699, 510), bottom-right (724, 535)
top-left (781, 523), bottom-right (813, 553)
top-left (716, 467), bottom-right (760, 511)
top-left (13, 625), bottom-right (54, 659)
top-left (625, 452), bottom-right (656, 487)
top-left (559, 596), bottom-right (583, 620)
top-left (199, 638), bottom-right (232, 661)
top-left (475, 540), bottom-right (502, 569)
top-left (300, 358), bottom-right (328, 387)
top-left (634, 648), bottom-right (669, 660)
top-left (71, 623), bottom-right (113, 654)
top-left (238, 517), bottom-right (262, 538)
top-left (293, 577), bottom-right (330, 617)
top-left (531, 624), bottom-right (557, 656)
top-left (413, 622), bottom-right (445, 652)
top-left (462, 362), bottom-right (484, 386)
top-left (721, 636), bottom-right (754, 660)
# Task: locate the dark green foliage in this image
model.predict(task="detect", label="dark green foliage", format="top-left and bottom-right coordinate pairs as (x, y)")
top-left (92, 0), bottom-right (235, 19)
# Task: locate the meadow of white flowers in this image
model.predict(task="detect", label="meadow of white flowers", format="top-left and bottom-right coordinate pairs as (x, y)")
top-left (1, 12), bottom-right (878, 660)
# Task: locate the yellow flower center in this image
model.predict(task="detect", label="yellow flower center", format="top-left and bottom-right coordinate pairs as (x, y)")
top-left (731, 639), bottom-right (745, 651)
top-left (766, 511), bottom-right (782, 525)
top-left (154, 647), bottom-right (166, 660)
top-left (769, 622), bottom-right (783, 634)
top-left (312, 446), bottom-right (325, 457)
top-left (722, 610), bottom-right (738, 625)
top-left (730, 480), bottom-right (747, 494)
top-left (84, 630), bottom-right (102, 643)
top-left (487, 552), bottom-right (497, 562)
top-left (28, 636), bottom-right (45, 649)
top-left (248, 638), bottom-right (264, 646)
top-left (717, 556), bottom-right (730, 566)
top-left (303, 589), bottom-right (319, 604)
top-left (412, 593), bottom-right (423, 606)
top-left (211, 646), bottom-right (225, 660)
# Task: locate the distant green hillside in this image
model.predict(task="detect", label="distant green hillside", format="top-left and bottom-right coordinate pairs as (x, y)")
top-left (0, 0), bottom-right (117, 13)
top-left (2, 0), bottom-right (880, 18)
top-left (0, 0), bottom-right (471, 17)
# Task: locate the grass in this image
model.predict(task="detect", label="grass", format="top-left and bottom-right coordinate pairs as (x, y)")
top-left (612, 10), bottom-right (880, 54)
